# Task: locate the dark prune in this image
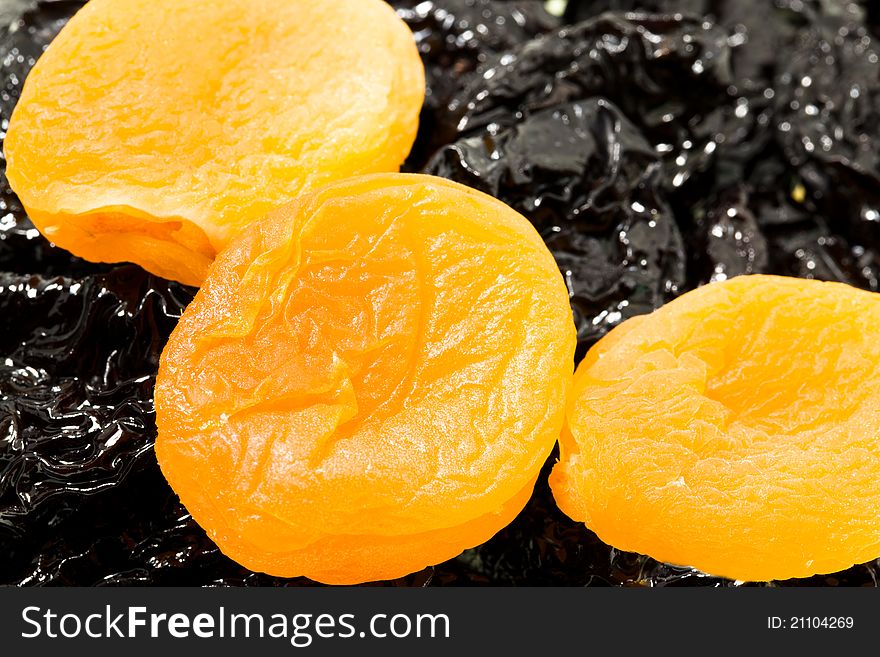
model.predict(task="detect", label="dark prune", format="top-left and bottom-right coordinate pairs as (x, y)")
top-left (0, 265), bottom-right (314, 586)
top-left (563, 0), bottom-right (707, 17)
top-left (426, 12), bottom-right (771, 341)
top-left (682, 187), bottom-right (770, 283)
top-left (390, 0), bottom-right (560, 168)
top-left (766, 219), bottom-right (880, 290)
top-left (867, 1), bottom-right (880, 36)
top-left (0, 213), bottom-right (113, 277)
top-left (0, 267), bottom-right (192, 582)
top-left (444, 13), bottom-right (768, 212)
top-left (773, 12), bottom-right (880, 253)
top-left (419, 2), bottom-right (880, 588)
top-left (561, 1), bottom-right (822, 86)
top-left (391, 0), bottom-right (559, 111)
top-left (447, 14), bottom-right (734, 144)
top-left (425, 99), bottom-right (685, 354)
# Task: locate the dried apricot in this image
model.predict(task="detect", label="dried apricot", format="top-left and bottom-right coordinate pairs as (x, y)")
top-left (550, 274), bottom-right (880, 582)
top-left (3, 0), bottom-right (424, 286)
top-left (154, 173), bottom-right (576, 584)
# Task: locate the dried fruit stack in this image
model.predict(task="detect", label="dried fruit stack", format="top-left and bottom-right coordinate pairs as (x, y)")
top-left (1, 0), bottom-right (880, 586)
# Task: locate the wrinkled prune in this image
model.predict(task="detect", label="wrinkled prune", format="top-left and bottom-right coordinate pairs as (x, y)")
top-left (418, 0), bottom-right (880, 587)
top-left (0, 267), bottom-right (193, 582)
top-left (425, 99), bottom-right (685, 355)
top-left (445, 13), bottom-right (751, 179)
top-left (773, 12), bottom-right (880, 250)
top-left (678, 186), bottom-right (769, 284)
top-left (427, 11), bottom-right (778, 340)
top-left (391, 0), bottom-right (560, 168)
top-left (561, 1), bottom-right (826, 86)
top-left (392, 0), bottom-right (559, 111)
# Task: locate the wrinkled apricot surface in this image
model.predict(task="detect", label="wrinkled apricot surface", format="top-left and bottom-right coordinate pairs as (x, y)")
top-left (551, 275), bottom-right (880, 582)
top-left (4, 0), bottom-right (424, 286)
top-left (155, 173), bottom-right (576, 584)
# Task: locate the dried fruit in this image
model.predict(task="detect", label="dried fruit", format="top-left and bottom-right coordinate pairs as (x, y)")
top-left (425, 98), bottom-right (686, 360)
top-left (393, 0), bottom-right (558, 114)
top-left (155, 173), bottom-right (576, 584)
top-left (428, 13), bottom-right (749, 353)
top-left (444, 13), bottom-right (748, 195)
top-left (0, 266), bottom-right (195, 584)
top-left (390, 0), bottom-right (559, 169)
top-left (551, 274), bottom-right (880, 582)
top-left (7, 0), bottom-right (880, 588)
top-left (3, 0), bottom-right (424, 286)
top-left (772, 10), bottom-right (880, 255)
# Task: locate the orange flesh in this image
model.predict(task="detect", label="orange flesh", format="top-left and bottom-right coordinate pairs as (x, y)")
top-left (155, 173), bottom-right (576, 584)
top-left (3, 0), bottom-right (424, 286)
top-left (550, 275), bottom-right (880, 582)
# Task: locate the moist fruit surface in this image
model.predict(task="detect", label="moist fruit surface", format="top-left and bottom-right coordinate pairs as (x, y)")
top-left (551, 274), bottom-right (880, 582)
top-left (154, 173), bottom-right (576, 584)
top-left (3, 0), bottom-right (424, 286)
top-left (7, 0), bottom-right (880, 588)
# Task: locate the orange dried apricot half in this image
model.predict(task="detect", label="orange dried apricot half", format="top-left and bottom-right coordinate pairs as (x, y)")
top-left (154, 173), bottom-right (576, 584)
top-left (550, 274), bottom-right (880, 582)
top-left (4, 0), bottom-right (424, 286)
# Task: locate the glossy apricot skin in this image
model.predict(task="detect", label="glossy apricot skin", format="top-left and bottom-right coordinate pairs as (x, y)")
top-left (155, 173), bottom-right (577, 584)
top-left (551, 275), bottom-right (880, 582)
top-left (4, 0), bottom-right (424, 286)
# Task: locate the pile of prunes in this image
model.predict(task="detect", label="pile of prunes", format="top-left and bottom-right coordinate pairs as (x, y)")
top-left (1, 0), bottom-right (878, 586)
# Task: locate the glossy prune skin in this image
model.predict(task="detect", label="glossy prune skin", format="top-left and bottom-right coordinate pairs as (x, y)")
top-left (420, 1), bottom-right (880, 585)
top-left (392, 0), bottom-right (559, 112)
top-left (562, 1), bottom-right (822, 87)
top-left (773, 13), bottom-right (880, 247)
top-left (444, 13), bottom-right (751, 180)
top-left (391, 0), bottom-right (560, 169)
top-left (0, 267), bottom-right (193, 583)
top-left (554, 1), bottom-right (880, 299)
top-left (3, 0), bottom-right (880, 587)
top-left (429, 12), bottom-right (760, 348)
